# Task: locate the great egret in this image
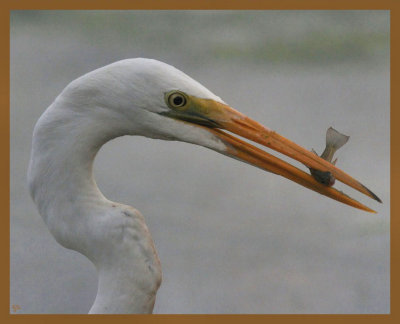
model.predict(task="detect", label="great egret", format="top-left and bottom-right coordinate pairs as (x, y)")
top-left (28, 58), bottom-right (380, 314)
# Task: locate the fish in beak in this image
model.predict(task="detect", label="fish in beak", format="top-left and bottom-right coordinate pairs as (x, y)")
top-left (161, 90), bottom-right (381, 213)
top-left (308, 127), bottom-right (350, 186)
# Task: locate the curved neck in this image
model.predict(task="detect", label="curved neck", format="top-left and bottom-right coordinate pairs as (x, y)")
top-left (28, 99), bottom-right (161, 313)
top-left (28, 102), bottom-right (116, 240)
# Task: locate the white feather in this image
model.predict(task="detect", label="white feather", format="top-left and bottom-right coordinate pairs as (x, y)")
top-left (28, 59), bottom-right (228, 314)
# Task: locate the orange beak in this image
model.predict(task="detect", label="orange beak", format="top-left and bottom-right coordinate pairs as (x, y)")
top-left (163, 93), bottom-right (381, 213)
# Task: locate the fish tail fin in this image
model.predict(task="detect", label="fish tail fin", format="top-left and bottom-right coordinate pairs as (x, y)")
top-left (326, 127), bottom-right (350, 150)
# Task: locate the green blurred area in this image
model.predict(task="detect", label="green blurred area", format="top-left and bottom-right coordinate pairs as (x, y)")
top-left (11, 10), bottom-right (389, 65)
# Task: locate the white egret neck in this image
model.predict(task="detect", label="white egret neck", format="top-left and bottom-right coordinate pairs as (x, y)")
top-left (28, 58), bottom-right (228, 314)
top-left (28, 95), bottom-right (162, 314)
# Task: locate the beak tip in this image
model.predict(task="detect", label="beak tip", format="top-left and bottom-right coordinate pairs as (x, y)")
top-left (362, 184), bottom-right (382, 203)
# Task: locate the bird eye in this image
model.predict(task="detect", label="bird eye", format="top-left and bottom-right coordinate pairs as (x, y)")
top-left (167, 92), bottom-right (187, 109)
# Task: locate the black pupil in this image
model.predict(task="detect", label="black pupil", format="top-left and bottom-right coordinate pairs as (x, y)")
top-left (173, 96), bottom-right (184, 106)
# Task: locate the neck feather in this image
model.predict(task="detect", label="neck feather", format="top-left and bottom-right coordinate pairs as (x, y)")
top-left (28, 99), bottom-right (161, 313)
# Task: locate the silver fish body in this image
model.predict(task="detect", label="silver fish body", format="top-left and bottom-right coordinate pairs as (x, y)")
top-left (309, 127), bottom-right (349, 186)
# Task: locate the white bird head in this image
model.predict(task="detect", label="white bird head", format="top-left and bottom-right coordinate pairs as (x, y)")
top-left (27, 58), bottom-right (382, 314)
top-left (50, 58), bottom-right (380, 212)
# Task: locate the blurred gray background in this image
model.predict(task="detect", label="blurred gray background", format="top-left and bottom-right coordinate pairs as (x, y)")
top-left (10, 10), bottom-right (390, 314)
